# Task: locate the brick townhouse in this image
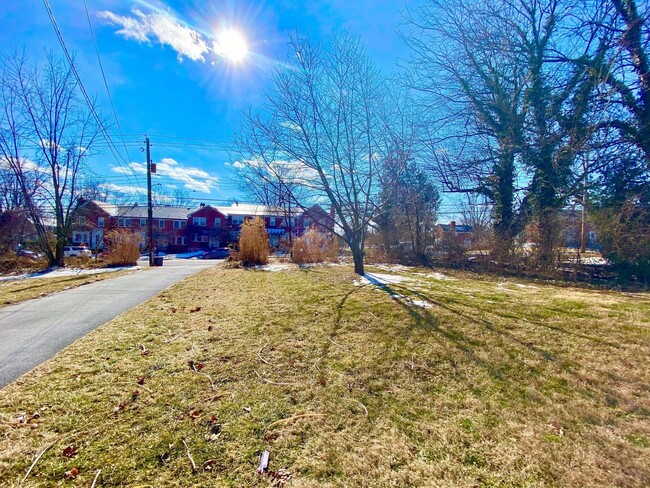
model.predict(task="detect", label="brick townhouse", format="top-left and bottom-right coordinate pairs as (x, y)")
top-left (72, 200), bottom-right (333, 252)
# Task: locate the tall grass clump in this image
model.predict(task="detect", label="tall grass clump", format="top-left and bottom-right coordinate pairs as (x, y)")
top-left (104, 229), bottom-right (142, 266)
top-left (292, 226), bottom-right (338, 264)
top-left (238, 217), bottom-right (269, 265)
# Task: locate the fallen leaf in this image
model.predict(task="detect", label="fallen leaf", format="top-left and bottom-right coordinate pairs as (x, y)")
top-left (189, 410), bottom-right (202, 420)
top-left (190, 306), bottom-right (202, 313)
top-left (208, 415), bottom-right (219, 425)
top-left (132, 390), bottom-right (141, 399)
top-left (204, 433), bottom-right (221, 442)
top-left (207, 325), bottom-right (213, 331)
top-left (137, 377), bottom-right (145, 385)
top-left (269, 468), bottom-right (292, 487)
top-left (203, 459), bottom-right (217, 471)
top-left (62, 445), bottom-right (78, 458)
top-left (115, 402), bottom-right (127, 412)
top-left (171, 307), bottom-right (177, 313)
top-left (243, 406), bottom-right (251, 413)
top-left (64, 467), bottom-right (79, 480)
top-left (195, 362), bottom-right (204, 371)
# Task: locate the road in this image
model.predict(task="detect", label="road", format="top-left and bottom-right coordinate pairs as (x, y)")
top-left (0, 260), bottom-right (214, 388)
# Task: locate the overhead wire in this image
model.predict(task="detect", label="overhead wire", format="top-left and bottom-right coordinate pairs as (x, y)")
top-left (82, 0), bottom-right (133, 166)
top-left (42, 0), bottom-right (140, 190)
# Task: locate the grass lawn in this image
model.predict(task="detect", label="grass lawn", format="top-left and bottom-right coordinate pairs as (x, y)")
top-left (0, 269), bottom-right (135, 307)
top-left (0, 264), bottom-right (648, 487)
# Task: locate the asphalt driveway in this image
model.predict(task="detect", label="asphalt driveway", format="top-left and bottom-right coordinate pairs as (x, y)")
top-left (0, 260), bottom-right (214, 388)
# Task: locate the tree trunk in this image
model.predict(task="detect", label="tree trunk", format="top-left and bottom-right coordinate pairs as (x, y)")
top-left (350, 235), bottom-right (365, 275)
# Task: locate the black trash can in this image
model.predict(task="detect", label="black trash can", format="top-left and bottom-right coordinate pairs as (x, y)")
top-left (153, 256), bottom-right (164, 266)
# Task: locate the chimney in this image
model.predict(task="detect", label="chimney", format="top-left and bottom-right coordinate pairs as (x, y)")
top-left (450, 221), bottom-right (456, 234)
top-left (200, 202), bottom-right (205, 208)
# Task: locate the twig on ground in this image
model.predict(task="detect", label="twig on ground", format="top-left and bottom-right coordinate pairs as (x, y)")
top-left (356, 400), bottom-right (369, 416)
top-left (192, 364), bottom-right (215, 391)
top-left (257, 346), bottom-right (273, 365)
top-left (22, 440), bottom-right (55, 482)
top-left (181, 438), bottom-right (197, 473)
top-left (254, 370), bottom-right (299, 386)
top-left (90, 469), bottom-right (101, 488)
top-left (265, 413), bottom-right (326, 430)
top-left (327, 336), bottom-right (347, 349)
top-left (368, 311), bottom-right (381, 322)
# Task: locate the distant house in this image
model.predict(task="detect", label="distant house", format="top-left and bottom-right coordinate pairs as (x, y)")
top-left (435, 221), bottom-right (474, 247)
top-left (72, 200), bottom-right (331, 252)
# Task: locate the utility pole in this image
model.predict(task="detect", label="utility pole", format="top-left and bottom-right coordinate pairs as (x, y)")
top-left (146, 136), bottom-right (154, 266)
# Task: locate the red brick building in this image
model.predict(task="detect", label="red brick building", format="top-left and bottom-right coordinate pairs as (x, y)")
top-left (72, 200), bottom-right (332, 252)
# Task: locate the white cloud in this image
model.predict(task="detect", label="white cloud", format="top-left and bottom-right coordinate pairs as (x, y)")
top-left (110, 157), bottom-right (219, 194)
top-left (98, 8), bottom-right (209, 62)
top-left (102, 183), bottom-right (146, 195)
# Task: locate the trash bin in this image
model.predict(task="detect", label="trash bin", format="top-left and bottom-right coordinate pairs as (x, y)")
top-left (153, 256), bottom-right (164, 266)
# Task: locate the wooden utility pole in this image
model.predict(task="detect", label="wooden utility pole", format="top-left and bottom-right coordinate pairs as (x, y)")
top-left (146, 136), bottom-right (154, 266)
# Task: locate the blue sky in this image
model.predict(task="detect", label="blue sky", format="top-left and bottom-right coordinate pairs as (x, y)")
top-left (1, 0), bottom-right (413, 206)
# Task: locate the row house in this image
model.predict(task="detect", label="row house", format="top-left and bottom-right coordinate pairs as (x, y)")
top-left (72, 200), bottom-right (333, 253)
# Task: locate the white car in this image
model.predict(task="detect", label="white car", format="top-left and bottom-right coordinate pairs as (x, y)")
top-left (63, 245), bottom-right (92, 258)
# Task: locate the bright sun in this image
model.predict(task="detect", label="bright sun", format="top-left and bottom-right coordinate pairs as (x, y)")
top-left (217, 29), bottom-right (248, 62)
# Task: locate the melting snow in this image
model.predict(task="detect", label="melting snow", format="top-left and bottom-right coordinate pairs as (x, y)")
top-left (353, 273), bottom-right (409, 286)
top-left (0, 266), bottom-right (137, 282)
top-left (414, 272), bottom-right (456, 281)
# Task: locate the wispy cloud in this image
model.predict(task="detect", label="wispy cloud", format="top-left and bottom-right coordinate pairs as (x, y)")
top-left (111, 157), bottom-right (219, 193)
top-left (98, 8), bottom-right (209, 62)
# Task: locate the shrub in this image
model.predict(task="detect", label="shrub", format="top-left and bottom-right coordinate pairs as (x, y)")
top-left (104, 230), bottom-right (142, 266)
top-left (238, 217), bottom-right (269, 265)
top-left (291, 226), bottom-right (338, 264)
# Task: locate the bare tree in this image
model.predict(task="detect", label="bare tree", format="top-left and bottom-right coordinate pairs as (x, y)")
top-left (0, 52), bottom-right (100, 266)
top-left (172, 187), bottom-right (193, 206)
top-left (233, 32), bottom-right (413, 274)
top-left (404, 0), bottom-right (604, 267)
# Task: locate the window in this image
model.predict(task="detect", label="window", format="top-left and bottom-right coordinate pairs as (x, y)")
top-left (269, 217), bottom-right (276, 227)
top-left (140, 219), bottom-right (147, 227)
top-left (175, 236), bottom-right (187, 245)
top-left (232, 215), bottom-right (244, 225)
top-left (303, 218), bottom-right (311, 228)
top-left (214, 217), bottom-right (222, 227)
top-left (193, 216), bottom-right (206, 226)
top-left (118, 218), bottom-right (131, 227)
top-left (158, 220), bottom-right (165, 229)
top-left (193, 234), bottom-right (208, 242)
top-left (173, 220), bottom-right (186, 229)
top-left (97, 217), bottom-right (105, 228)
top-left (76, 216), bottom-right (86, 224)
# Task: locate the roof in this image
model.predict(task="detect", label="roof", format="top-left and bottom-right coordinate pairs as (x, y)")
top-left (438, 223), bottom-right (473, 233)
top-left (215, 203), bottom-right (286, 218)
top-left (91, 202), bottom-right (192, 220)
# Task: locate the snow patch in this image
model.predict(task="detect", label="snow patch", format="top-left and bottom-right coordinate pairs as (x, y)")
top-left (257, 263), bottom-right (294, 272)
top-left (353, 272), bottom-right (409, 286)
top-left (0, 266), bottom-right (137, 282)
top-left (374, 264), bottom-right (413, 273)
top-left (415, 272), bottom-right (456, 281)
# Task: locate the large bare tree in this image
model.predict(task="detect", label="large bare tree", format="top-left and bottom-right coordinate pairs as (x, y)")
top-left (404, 0), bottom-right (604, 266)
top-left (233, 32), bottom-right (414, 275)
top-left (0, 52), bottom-right (100, 266)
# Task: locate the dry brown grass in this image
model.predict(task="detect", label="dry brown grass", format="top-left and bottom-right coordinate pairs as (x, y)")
top-left (0, 269), bottom-right (134, 307)
top-left (104, 229), bottom-right (142, 266)
top-left (0, 265), bottom-right (648, 487)
top-left (291, 226), bottom-right (338, 264)
top-left (238, 217), bottom-right (269, 265)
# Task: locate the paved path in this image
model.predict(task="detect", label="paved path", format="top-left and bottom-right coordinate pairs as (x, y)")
top-left (0, 260), bottom-right (214, 388)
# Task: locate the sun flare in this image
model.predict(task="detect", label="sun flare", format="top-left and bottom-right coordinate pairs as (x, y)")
top-left (216, 29), bottom-right (248, 62)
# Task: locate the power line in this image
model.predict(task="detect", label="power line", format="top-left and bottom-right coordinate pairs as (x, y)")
top-left (82, 0), bottom-right (133, 166)
top-left (42, 0), bottom-right (140, 190)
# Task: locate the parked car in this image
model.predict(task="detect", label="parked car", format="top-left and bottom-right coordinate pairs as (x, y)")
top-left (16, 249), bottom-right (41, 259)
top-left (63, 245), bottom-right (92, 258)
top-left (200, 248), bottom-right (230, 259)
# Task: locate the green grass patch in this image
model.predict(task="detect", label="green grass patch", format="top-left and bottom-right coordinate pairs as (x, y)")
top-left (0, 265), bottom-right (649, 487)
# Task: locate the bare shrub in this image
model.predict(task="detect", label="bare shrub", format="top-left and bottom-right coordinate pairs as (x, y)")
top-left (291, 226), bottom-right (338, 264)
top-left (104, 230), bottom-right (141, 266)
top-left (238, 217), bottom-right (269, 265)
